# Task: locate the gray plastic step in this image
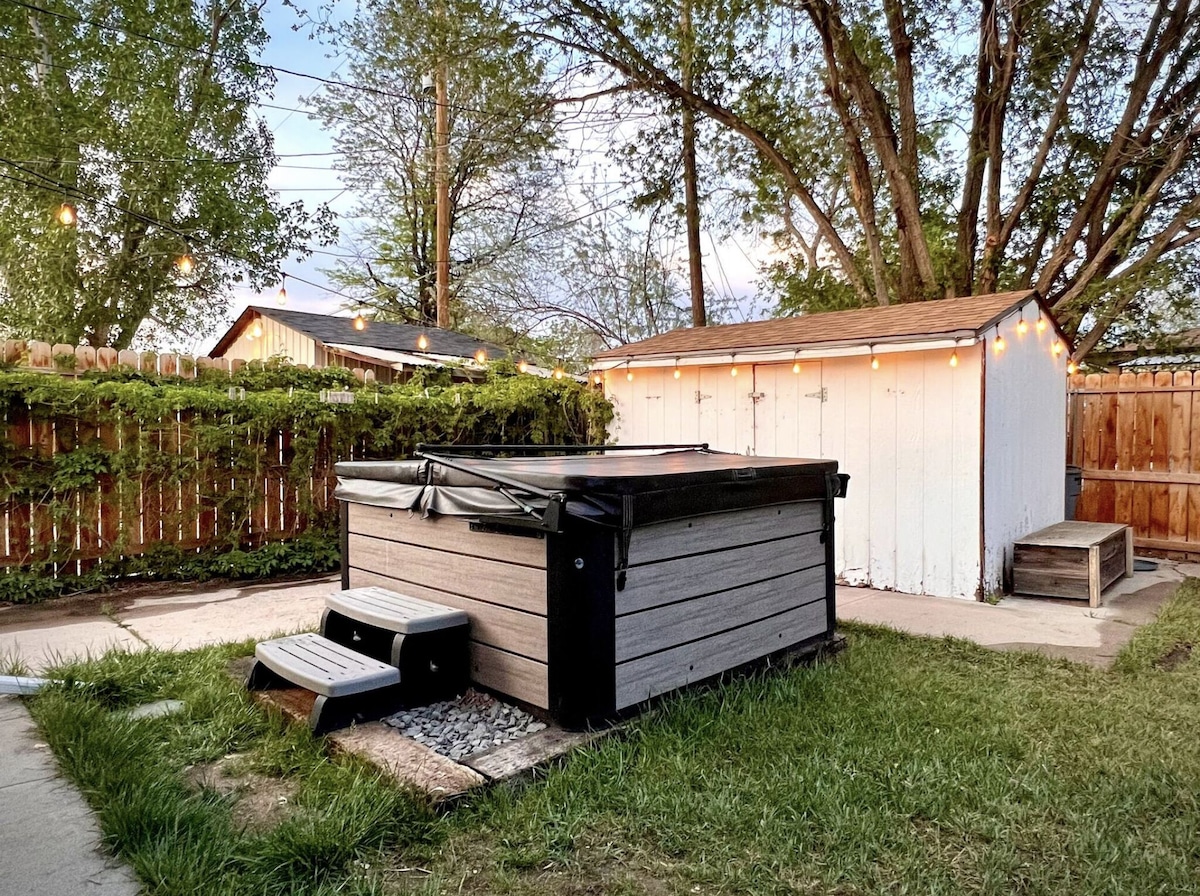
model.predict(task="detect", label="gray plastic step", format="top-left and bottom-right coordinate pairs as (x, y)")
top-left (253, 633), bottom-right (400, 698)
top-left (327, 586), bottom-right (469, 634)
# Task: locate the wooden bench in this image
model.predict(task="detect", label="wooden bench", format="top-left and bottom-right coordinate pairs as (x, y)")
top-left (1012, 521), bottom-right (1133, 607)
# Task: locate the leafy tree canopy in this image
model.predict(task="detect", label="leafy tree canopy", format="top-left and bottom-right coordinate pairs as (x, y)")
top-left (504, 0), bottom-right (1200, 357)
top-left (0, 0), bottom-right (332, 349)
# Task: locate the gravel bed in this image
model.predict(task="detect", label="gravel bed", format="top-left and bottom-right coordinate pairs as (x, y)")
top-left (383, 689), bottom-right (547, 761)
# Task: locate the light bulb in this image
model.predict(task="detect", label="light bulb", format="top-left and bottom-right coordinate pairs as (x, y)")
top-left (56, 203), bottom-right (76, 226)
top-left (176, 253), bottom-right (195, 276)
top-left (276, 286), bottom-right (287, 306)
top-left (1052, 340), bottom-right (1063, 356)
top-left (353, 312), bottom-right (366, 331)
top-left (1018, 318), bottom-right (1028, 335)
top-left (994, 334), bottom-right (1006, 353)
top-left (517, 359), bottom-right (528, 373)
top-left (474, 349), bottom-right (487, 364)
top-left (730, 365), bottom-right (738, 377)
top-left (949, 349), bottom-right (958, 368)
top-left (251, 321), bottom-right (262, 338)
top-left (626, 369), bottom-right (634, 382)
top-left (417, 333), bottom-right (429, 350)
top-left (554, 368), bottom-right (564, 380)
top-left (871, 355), bottom-right (879, 370)
top-left (592, 373), bottom-right (602, 385)
top-left (1067, 360), bottom-right (1077, 375)
top-left (673, 366), bottom-right (681, 379)
top-left (793, 361), bottom-right (801, 374)
top-left (1036, 315), bottom-right (1047, 333)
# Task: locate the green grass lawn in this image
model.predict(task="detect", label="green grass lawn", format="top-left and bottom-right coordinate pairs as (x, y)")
top-left (27, 582), bottom-right (1200, 896)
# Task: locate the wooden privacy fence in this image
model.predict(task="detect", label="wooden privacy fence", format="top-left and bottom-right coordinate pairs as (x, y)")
top-left (2, 339), bottom-right (379, 382)
top-left (1, 404), bottom-right (339, 575)
top-left (1068, 371), bottom-right (1200, 556)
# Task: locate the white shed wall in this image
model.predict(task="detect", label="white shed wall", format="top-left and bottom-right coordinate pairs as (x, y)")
top-left (605, 344), bottom-right (985, 599)
top-left (981, 310), bottom-right (1067, 596)
top-left (820, 348), bottom-right (982, 599)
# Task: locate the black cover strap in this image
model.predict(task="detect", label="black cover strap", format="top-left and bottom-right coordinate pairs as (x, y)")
top-left (616, 494), bottom-right (634, 591)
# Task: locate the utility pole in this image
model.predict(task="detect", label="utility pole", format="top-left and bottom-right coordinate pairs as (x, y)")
top-left (434, 60), bottom-right (451, 328)
top-left (680, 0), bottom-right (705, 327)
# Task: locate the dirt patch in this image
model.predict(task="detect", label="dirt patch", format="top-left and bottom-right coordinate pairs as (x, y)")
top-left (185, 756), bottom-right (299, 831)
top-left (1155, 642), bottom-right (1194, 671)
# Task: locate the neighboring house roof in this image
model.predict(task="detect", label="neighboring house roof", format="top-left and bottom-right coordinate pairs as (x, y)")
top-left (209, 306), bottom-right (507, 360)
top-left (1095, 328), bottom-right (1200, 367)
top-left (594, 290), bottom-right (1063, 360)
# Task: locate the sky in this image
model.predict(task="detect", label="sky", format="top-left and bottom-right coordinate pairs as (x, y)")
top-left (215, 2), bottom-right (763, 354)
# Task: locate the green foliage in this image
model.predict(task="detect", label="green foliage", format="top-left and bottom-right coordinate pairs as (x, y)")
top-left (0, 367), bottom-right (611, 601)
top-left (28, 644), bottom-right (440, 896)
top-left (0, 0), bottom-right (333, 349)
top-left (28, 576), bottom-right (1200, 894)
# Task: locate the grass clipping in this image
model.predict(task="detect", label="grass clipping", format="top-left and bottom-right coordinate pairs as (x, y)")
top-left (25, 581), bottom-right (1200, 895)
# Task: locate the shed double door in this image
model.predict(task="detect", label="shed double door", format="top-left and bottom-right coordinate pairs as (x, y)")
top-left (696, 363), bottom-right (824, 458)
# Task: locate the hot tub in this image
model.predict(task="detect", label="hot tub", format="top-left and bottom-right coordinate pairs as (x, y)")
top-left (335, 447), bottom-right (846, 727)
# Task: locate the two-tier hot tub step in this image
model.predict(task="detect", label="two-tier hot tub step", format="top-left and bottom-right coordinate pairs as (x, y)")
top-left (247, 633), bottom-right (404, 734)
top-left (320, 587), bottom-right (470, 706)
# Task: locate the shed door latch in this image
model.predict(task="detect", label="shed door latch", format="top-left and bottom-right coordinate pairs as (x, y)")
top-left (694, 390), bottom-right (713, 403)
top-left (749, 391), bottom-right (766, 403)
top-left (805, 387), bottom-right (828, 402)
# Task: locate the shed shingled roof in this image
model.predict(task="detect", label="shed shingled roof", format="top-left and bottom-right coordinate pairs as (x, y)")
top-left (210, 306), bottom-right (507, 360)
top-left (593, 291), bottom-right (1049, 359)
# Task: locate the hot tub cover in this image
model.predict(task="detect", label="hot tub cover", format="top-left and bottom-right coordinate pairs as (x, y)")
top-left (335, 449), bottom-right (842, 527)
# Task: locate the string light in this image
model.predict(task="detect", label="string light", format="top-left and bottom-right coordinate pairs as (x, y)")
top-left (730, 354), bottom-right (738, 377)
top-left (553, 368), bottom-right (564, 380)
top-left (250, 320), bottom-right (263, 339)
top-left (1067, 358), bottom-right (1077, 375)
top-left (1052, 340), bottom-right (1064, 356)
top-left (276, 274), bottom-right (287, 306)
top-left (417, 332), bottom-right (429, 350)
top-left (56, 202), bottom-right (76, 226)
top-left (949, 341), bottom-right (959, 368)
top-left (517, 358), bottom-right (528, 373)
top-left (1036, 311), bottom-right (1047, 333)
top-left (993, 326), bottom-right (1006, 354)
top-left (870, 345), bottom-right (879, 370)
top-left (175, 252), bottom-right (195, 276)
top-left (673, 358), bottom-right (681, 379)
top-left (592, 372), bottom-right (602, 385)
top-left (474, 349), bottom-right (488, 364)
top-left (792, 350), bottom-right (801, 374)
top-left (626, 361), bottom-right (633, 382)
top-left (353, 309), bottom-right (367, 330)
top-left (1017, 312), bottom-right (1028, 335)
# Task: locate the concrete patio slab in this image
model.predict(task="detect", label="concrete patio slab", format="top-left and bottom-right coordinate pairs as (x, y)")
top-left (837, 560), bottom-right (1184, 667)
top-left (0, 620), bottom-right (144, 673)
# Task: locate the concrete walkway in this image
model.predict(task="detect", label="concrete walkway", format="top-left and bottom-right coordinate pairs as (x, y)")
top-left (0, 563), bottom-right (1190, 895)
top-left (0, 696), bottom-right (140, 896)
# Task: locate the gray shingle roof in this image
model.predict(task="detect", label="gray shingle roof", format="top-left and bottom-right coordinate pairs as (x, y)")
top-left (233, 307), bottom-right (507, 360)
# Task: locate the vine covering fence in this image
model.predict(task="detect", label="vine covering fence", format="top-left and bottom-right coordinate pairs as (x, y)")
top-left (1068, 370), bottom-right (1200, 557)
top-left (0, 361), bottom-right (611, 589)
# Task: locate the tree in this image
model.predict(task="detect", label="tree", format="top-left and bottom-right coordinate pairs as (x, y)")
top-left (0, 0), bottom-right (329, 349)
top-left (508, 0), bottom-right (1200, 357)
top-left (306, 0), bottom-right (561, 327)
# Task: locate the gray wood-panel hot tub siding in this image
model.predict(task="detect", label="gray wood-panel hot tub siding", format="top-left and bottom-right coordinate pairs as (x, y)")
top-left (345, 498), bottom-right (831, 719)
top-left (345, 504), bottom-right (551, 709)
top-left (614, 500), bottom-right (828, 710)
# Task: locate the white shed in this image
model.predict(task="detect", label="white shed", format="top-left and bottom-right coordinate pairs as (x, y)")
top-left (592, 291), bottom-right (1070, 600)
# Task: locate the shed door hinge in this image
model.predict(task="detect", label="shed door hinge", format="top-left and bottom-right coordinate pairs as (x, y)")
top-left (694, 390), bottom-right (713, 403)
top-left (805, 387), bottom-right (828, 402)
